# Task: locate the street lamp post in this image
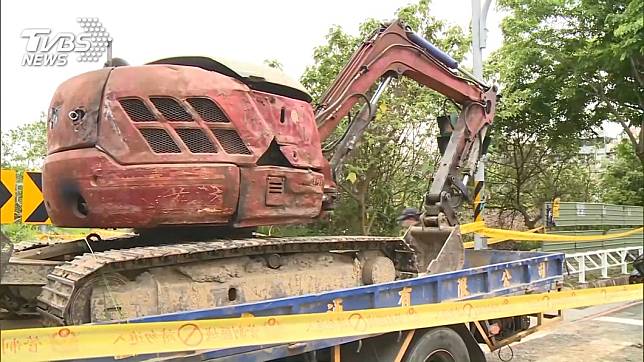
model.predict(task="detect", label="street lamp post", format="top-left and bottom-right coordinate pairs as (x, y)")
top-left (472, 0), bottom-right (492, 250)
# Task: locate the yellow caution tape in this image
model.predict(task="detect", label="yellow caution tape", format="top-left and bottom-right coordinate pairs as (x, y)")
top-left (459, 222), bottom-right (642, 244)
top-left (1, 284), bottom-right (641, 362)
top-left (463, 225), bottom-right (544, 249)
top-left (487, 226), bottom-right (545, 245)
top-left (478, 226), bottom-right (643, 242)
top-left (459, 221), bottom-right (486, 234)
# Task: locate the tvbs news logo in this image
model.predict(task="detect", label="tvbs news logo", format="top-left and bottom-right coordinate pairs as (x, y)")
top-left (21, 17), bottom-right (111, 66)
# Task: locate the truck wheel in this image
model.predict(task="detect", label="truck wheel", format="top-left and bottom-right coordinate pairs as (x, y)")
top-left (404, 327), bottom-right (470, 362)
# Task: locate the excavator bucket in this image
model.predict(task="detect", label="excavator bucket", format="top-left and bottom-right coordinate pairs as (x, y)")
top-left (404, 226), bottom-right (465, 274)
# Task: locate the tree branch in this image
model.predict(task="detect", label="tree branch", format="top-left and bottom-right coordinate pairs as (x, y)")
top-left (630, 56), bottom-right (644, 91)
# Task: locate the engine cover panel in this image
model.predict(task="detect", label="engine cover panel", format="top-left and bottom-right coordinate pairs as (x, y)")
top-left (43, 149), bottom-right (239, 227)
top-left (235, 166), bottom-right (324, 227)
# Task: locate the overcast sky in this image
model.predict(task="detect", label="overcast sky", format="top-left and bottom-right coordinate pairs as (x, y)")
top-left (1, 0), bottom-right (509, 132)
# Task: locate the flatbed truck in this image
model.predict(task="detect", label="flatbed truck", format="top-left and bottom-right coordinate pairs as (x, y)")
top-left (77, 249), bottom-right (564, 362)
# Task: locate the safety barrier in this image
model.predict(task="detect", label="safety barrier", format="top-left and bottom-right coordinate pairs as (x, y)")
top-left (541, 228), bottom-right (644, 253)
top-left (0, 170), bottom-right (16, 224)
top-left (542, 201), bottom-right (643, 253)
top-left (543, 201), bottom-right (643, 227)
top-left (565, 246), bottom-right (643, 283)
top-left (0, 284), bottom-right (640, 362)
top-left (461, 222), bottom-right (642, 244)
top-left (0, 169), bottom-right (50, 225)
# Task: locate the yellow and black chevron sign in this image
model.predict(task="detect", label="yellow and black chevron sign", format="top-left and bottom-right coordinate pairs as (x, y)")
top-left (473, 180), bottom-right (485, 222)
top-left (21, 171), bottom-right (51, 224)
top-left (1, 169), bottom-right (17, 224)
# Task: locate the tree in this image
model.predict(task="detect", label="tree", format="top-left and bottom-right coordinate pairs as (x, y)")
top-left (296, 0), bottom-right (470, 235)
top-left (600, 140), bottom-right (644, 205)
top-left (492, 0), bottom-right (644, 163)
top-left (1, 114), bottom-right (47, 170)
top-left (486, 133), bottom-right (598, 229)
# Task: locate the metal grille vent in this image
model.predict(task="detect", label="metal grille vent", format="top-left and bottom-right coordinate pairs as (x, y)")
top-left (119, 98), bottom-right (156, 122)
top-left (187, 97), bottom-right (230, 123)
top-left (175, 128), bottom-right (217, 153)
top-left (211, 128), bottom-right (251, 155)
top-left (139, 128), bottom-right (181, 153)
top-left (150, 97), bottom-right (192, 121)
top-left (267, 176), bottom-right (285, 194)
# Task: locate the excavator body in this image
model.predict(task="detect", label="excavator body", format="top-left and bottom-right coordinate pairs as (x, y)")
top-left (44, 59), bottom-right (330, 229)
top-left (43, 21), bottom-right (496, 237)
top-left (1, 21), bottom-right (497, 325)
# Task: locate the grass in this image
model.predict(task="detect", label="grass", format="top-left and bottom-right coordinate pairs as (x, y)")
top-left (1, 224), bottom-right (128, 243)
top-left (0, 223), bottom-right (39, 243)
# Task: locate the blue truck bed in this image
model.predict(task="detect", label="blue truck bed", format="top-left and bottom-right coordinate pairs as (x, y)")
top-left (89, 249), bottom-right (564, 362)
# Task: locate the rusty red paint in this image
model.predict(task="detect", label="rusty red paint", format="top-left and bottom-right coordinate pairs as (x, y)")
top-left (315, 22), bottom-right (494, 140)
top-left (43, 149), bottom-right (240, 228)
top-left (47, 68), bottom-right (111, 153)
top-left (235, 166), bottom-right (324, 228)
top-left (43, 20), bottom-right (496, 231)
top-left (44, 63), bottom-right (328, 228)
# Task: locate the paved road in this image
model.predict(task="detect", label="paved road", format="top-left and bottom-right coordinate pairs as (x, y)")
top-left (486, 300), bottom-right (644, 361)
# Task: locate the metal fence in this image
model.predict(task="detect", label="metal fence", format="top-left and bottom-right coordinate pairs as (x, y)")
top-left (540, 202), bottom-right (643, 254)
top-left (543, 202), bottom-right (643, 227)
top-left (565, 246), bottom-right (643, 283)
top-left (540, 228), bottom-right (644, 253)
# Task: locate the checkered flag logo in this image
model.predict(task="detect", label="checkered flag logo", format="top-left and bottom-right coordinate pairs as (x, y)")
top-left (76, 17), bottom-right (111, 62)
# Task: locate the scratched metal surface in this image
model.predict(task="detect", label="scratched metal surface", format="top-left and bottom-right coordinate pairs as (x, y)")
top-left (43, 63), bottom-right (329, 229)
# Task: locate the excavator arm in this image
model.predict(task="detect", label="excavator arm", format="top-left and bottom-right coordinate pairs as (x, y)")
top-left (315, 21), bottom-right (491, 139)
top-left (316, 20), bottom-right (496, 223)
top-left (315, 20), bottom-right (498, 274)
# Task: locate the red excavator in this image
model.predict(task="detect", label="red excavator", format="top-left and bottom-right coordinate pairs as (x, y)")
top-left (1, 20), bottom-right (496, 325)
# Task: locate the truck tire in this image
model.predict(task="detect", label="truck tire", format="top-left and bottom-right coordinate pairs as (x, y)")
top-left (404, 327), bottom-right (470, 362)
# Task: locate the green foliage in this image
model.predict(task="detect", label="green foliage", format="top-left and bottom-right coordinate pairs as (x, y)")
top-left (1, 115), bottom-right (47, 241)
top-left (0, 224), bottom-right (39, 243)
top-left (1, 114), bottom-right (47, 170)
top-left (601, 140), bottom-right (644, 205)
top-left (491, 0), bottom-right (643, 162)
top-left (294, 0), bottom-right (470, 235)
top-left (485, 0), bottom-right (643, 227)
top-left (300, 25), bottom-right (358, 101)
top-left (486, 134), bottom-right (598, 228)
